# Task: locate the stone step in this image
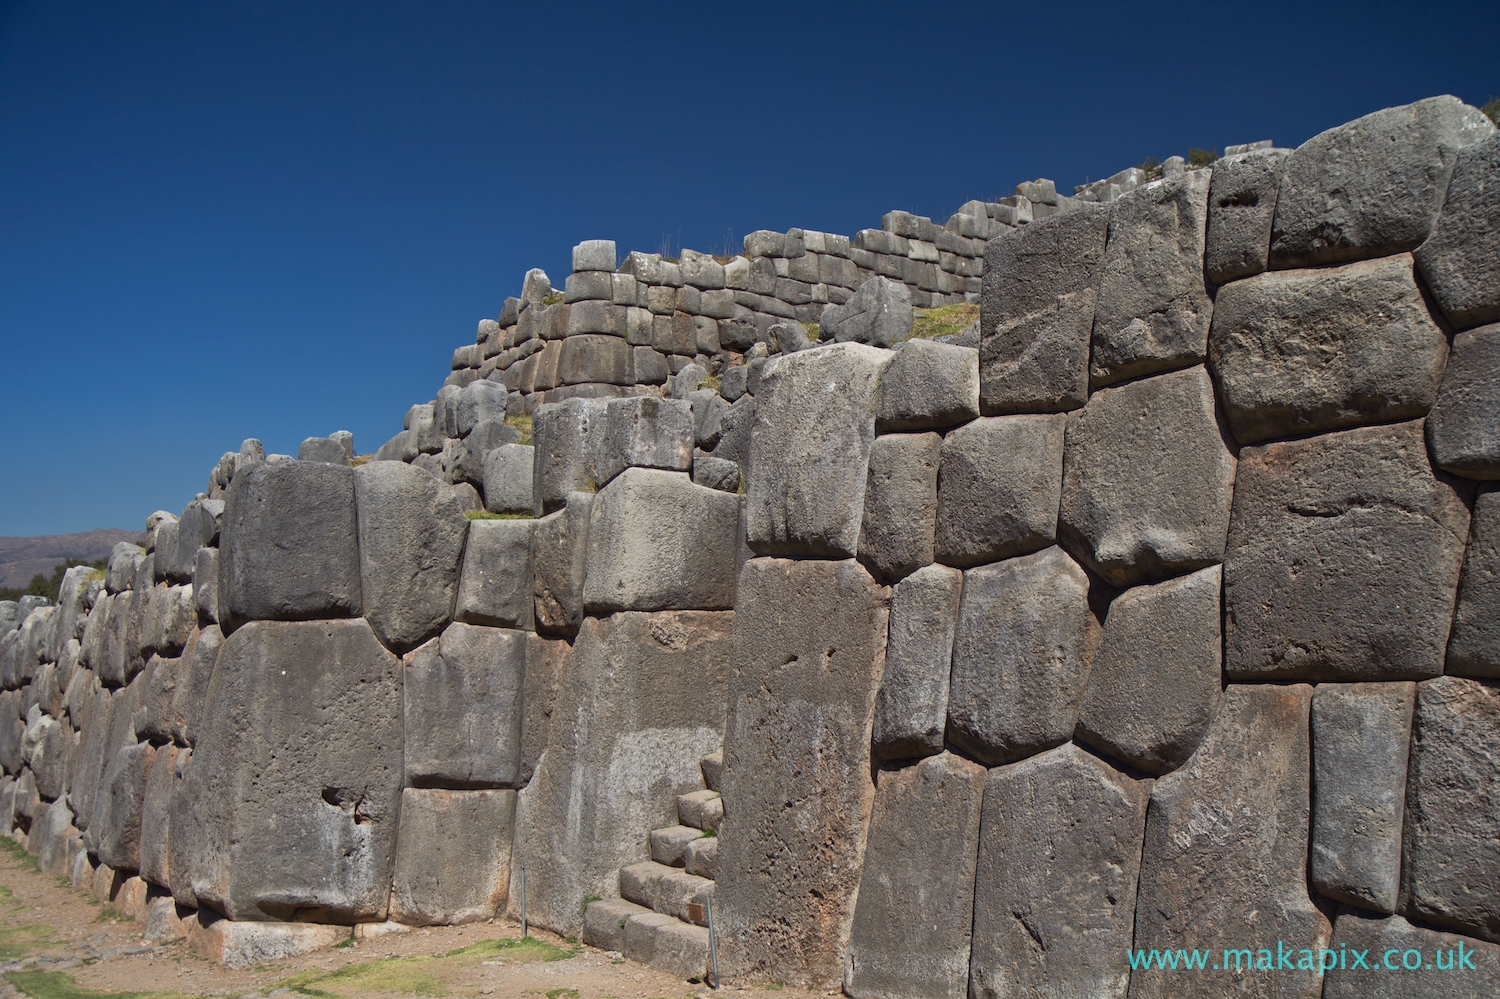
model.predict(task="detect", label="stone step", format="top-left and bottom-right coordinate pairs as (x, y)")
top-left (619, 860), bottom-right (715, 925)
top-left (676, 789), bottom-right (723, 830)
top-left (582, 898), bottom-right (652, 952)
top-left (684, 835), bottom-right (719, 880)
top-left (700, 752), bottom-right (723, 792)
top-left (623, 911), bottom-right (711, 982)
top-left (650, 824), bottom-right (708, 867)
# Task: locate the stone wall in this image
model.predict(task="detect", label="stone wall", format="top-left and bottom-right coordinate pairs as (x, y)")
top-left (4, 93), bottom-right (1500, 993)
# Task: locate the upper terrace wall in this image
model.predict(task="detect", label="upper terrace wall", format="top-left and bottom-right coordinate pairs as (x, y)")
top-left (3, 94), bottom-right (1500, 994)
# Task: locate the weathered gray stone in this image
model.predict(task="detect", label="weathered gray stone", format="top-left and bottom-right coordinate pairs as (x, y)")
top-left (172, 624), bottom-right (221, 748)
top-left (876, 339), bottom-right (979, 432)
top-left (519, 634), bottom-right (568, 787)
top-left (746, 344), bottom-right (892, 558)
top-left (390, 788), bottom-right (515, 925)
top-left (480, 443), bottom-right (533, 515)
top-left (354, 462), bottom-right (469, 652)
top-left (1310, 681), bottom-right (1414, 914)
top-left (1208, 253), bottom-right (1448, 445)
top-left (934, 415), bottom-right (1065, 569)
top-left (1322, 909), bottom-right (1500, 998)
top-left (29, 714), bottom-right (71, 802)
top-left (857, 433), bottom-right (940, 582)
top-left (98, 591), bottom-right (144, 686)
top-left (1130, 684), bottom-right (1329, 999)
top-left (454, 519), bottom-right (533, 630)
top-left (689, 389), bottom-right (728, 451)
top-left (820, 276), bottom-right (913, 347)
top-left (455, 379), bottom-right (508, 437)
top-left (403, 623), bottom-right (525, 788)
top-left (185, 619), bottom-right (402, 922)
top-left (193, 547), bottom-right (217, 623)
top-left (1224, 420), bottom-right (1472, 680)
top-left (509, 610), bottom-right (732, 937)
top-left (1417, 130), bottom-right (1500, 330)
top-left (165, 747), bottom-right (196, 906)
top-left (139, 743), bottom-right (180, 888)
top-left (1426, 323), bottom-right (1500, 479)
top-left (152, 518), bottom-right (181, 582)
top-left (572, 239), bottom-right (616, 272)
top-left (1270, 95), bottom-right (1495, 268)
top-left (1059, 366), bottom-right (1235, 586)
top-left (1204, 148), bottom-right (1290, 284)
top-left (218, 461), bottom-right (361, 630)
top-left (692, 453), bottom-right (740, 492)
top-left (946, 546), bottom-right (1098, 766)
top-left (582, 468), bottom-right (739, 613)
top-left (631, 345), bottom-right (668, 384)
top-left (531, 493), bottom-right (591, 637)
top-left (846, 752), bottom-right (986, 999)
top-left (969, 743), bottom-right (1149, 999)
top-left (1448, 485), bottom-right (1500, 677)
top-left (531, 398), bottom-right (606, 516)
top-left (31, 798), bottom-right (75, 876)
top-left (106, 542), bottom-right (145, 594)
top-left (712, 394), bottom-right (754, 469)
top-left (297, 437), bottom-right (348, 465)
top-left (1402, 675), bottom-right (1500, 943)
top-left (871, 564), bottom-right (961, 762)
top-left (715, 558), bottom-right (889, 989)
top-left (1089, 169), bottom-right (1214, 387)
top-left (557, 334), bottom-right (632, 384)
top-left (596, 396), bottom-right (693, 487)
top-left (187, 911), bottom-right (351, 968)
top-left (979, 202), bottom-right (1109, 414)
top-left (97, 741), bottom-right (158, 871)
top-left (1075, 565), bottom-right (1222, 776)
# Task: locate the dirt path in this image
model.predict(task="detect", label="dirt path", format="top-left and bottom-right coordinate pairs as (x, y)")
top-left (0, 844), bottom-right (825, 999)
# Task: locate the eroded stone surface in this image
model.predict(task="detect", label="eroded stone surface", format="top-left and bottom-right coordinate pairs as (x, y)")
top-left (934, 415), bottom-right (1065, 570)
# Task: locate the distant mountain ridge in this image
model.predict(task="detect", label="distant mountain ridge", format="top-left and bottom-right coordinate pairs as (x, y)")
top-left (0, 528), bottom-right (145, 589)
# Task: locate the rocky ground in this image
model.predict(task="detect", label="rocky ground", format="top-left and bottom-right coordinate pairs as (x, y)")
top-left (0, 845), bottom-right (824, 999)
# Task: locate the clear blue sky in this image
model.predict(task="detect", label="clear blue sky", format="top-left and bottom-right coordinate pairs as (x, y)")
top-left (2, 0), bottom-right (1496, 535)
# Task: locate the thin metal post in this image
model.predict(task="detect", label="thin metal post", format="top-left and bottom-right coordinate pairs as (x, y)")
top-left (707, 897), bottom-right (720, 990)
top-left (520, 868), bottom-right (527, 938)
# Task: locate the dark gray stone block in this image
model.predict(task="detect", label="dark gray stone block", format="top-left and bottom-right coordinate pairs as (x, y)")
top-left (403, 623), bottom-right (525, 789)
top-left (934, 415), bottom-right (1065, 569)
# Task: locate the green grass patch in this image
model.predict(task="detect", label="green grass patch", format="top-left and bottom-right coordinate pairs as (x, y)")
top-left (270, 936), bottom-right (575, 999)
top-left (0, 922), bottom-right (59, 962)
top-left (465, 511), bottom-right (532, 521)
top-left (5, 972), bottom-right (204, 999)
top-left (544, 990), bottom-right (578, 999)
top-left (909, 302), bottom-right (979, 341)
top-left (805, 320), bottom-right (821, 341)
top-left (505, 415), bottom-right (533, 446)
top-left (0, 837), bottom-right (42, 873)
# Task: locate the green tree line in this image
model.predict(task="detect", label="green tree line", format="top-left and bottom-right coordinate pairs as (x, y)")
top-left (0, 558), bottom-right (108, 604)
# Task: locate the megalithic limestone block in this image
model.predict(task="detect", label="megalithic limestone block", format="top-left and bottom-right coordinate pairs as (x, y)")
top-left (872, 563), bottom-right (962, 763)
top-left (968, 743), bottom-right (1149, 999)
top-left (715, 558), bottom-right (889, 989)
top-left (876, 338), bottom-right (980, 432)
top-left (354, 461), bottom-right (469, 652)
top-left (857, 432), bottom-right (941, 583)
top-left (390, 788), bottom-right (515, 926)
top-left (980, 202), bottom-right (1109, 415)
top-left (508, 610), bottom-right (732, 938)
top-left (531, 398), bottom-right (607, 517)
top-left (519, 633), bottom-right (569, 787)
top-left (1223, 420), bottom-right (1472, 681)
top-left (185, 619), bottom-right (403, 923)
top-left (531, 493), bottom-right (592, 638)
top-left (1129, 683), bottom-right (1330, 999)
top-left (402, 623), bottom-right (525, 789)
top-left (1322, 909), bottom-right (1500, 997)
top-left (454, 519), bottom-right (534, 630)
top-left (1425, 323), bottom-right (1500, 480)
top-left (217, 461), bottom-right (362, 631)
top-left (1204, 147), bottom-right (1290, 284)
top-left (1416, 129), bottom-right (1500, 330)
top-left (934, 415), bottom-right (1065, 570)
top-left (1270, 95), bottom-right (1494, 268)
top-left (1447, 485), bottom-right (1500, 677)
top-left (845, 752), bottom-right (986, 999)
top-left (745, 343), bottom-right (892, 558)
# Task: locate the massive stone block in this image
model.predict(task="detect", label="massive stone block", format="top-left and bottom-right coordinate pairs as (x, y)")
top-left (1224, 420), bottom-right (1472, 681)
top-left (876, 339), bottom-right (980, 432)
top-left (403, 623), bottom-right (525, 789)
top-left (1208, 254), bottom-right (1448, 445)
top-left (1130, 684), bottom-right (1329, 999)
top-left (556, 334), bottom-right (632, 385)
top-left (715, 558), bottom-right (889, 989)
top-left (1204, 147), bottom-right (1290, 284)
top-left (1310, 681), bottom-right (1414, 914)
top-left (482, 443), bottom-right (534, 515)
top-left (185, 619), bottom-right (403, 923)
top-left (1270, 95), bottom-right (1494, 268)
top-left (218, 461), bottom-right (361, 630)
top-left (858, 433), bottom-right (940, 582)
top-left (139, 743), bottom-right (181, 888)
top-left (1402, 675), bottom-right (1500, 943)
top-left (1089, 169), bottom-right (1213, 387)
top-left (1074, 565), bottom-right (1222, 776)
top-left (845, 753), bottom-right (986, 999)
top-left (453, 519), bottom-right (533, 630)
top-left (1448, 485), bottom-right (1500, 677)
top-left (582, 468), bottom-right (739, 613)
top-left (934, 414), bottom-right (1065, 569)
top-left (947, 546), bottom-right (1098, 767)
top-left (872, 563), bottom-right (961, 762)
top-left (595, 396), bottom-right (694, 487)
top-left (1058, 365), bottom-right (1236, 586)
top-left (354, 461), bottom-right (469, 652)
top-left (96, 741), bottom-right (157, 872)
top-left (390, 788), bottom-right (515, 926)
top-left (820, 275), bottom-right (913, 347)
top-left (1322, 909), bottom-right (1500, 998)
top-left (969, 743), bottom-right (1149, 999)
top-left (1426, 324), bottom-right (1500, 480)
top-left (980, 202), bottom-right (1108, 414)
top-left (509, 610), bottom-right (732, 938)
top-left (531, 398), bottom-right (606, 517)
top-left (531, 493), bottom-right (591, 638)
top-left (519, 634), bottom-right (569, 787)
top-left (1417, 130), bottom-right (1500, 330)
top-left (173, 624), bottom-right (222, 748)
top-left (745, 343), bottom-right (892, 558)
